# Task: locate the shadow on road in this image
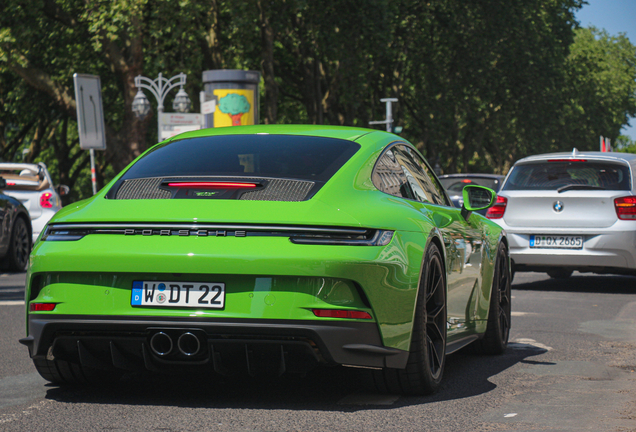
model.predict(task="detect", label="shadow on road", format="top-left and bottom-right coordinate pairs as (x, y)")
top-left (513, 272), bottom-right (636, 295)
top-left (42, 342), bottom-right (546, 411)
top-left (0, 271), bottom-right (27, 301)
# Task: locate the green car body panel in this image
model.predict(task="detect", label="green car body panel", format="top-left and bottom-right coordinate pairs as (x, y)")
top-left (23, 124), bottom-right (507, 377)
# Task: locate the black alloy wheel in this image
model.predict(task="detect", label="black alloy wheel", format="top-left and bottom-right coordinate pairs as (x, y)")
top-left (370, 242), bottom-right (447, 395)
top-left (5, 217), bottom-right (30, 271)
top-left (475, 242), bottom-right (511, 354)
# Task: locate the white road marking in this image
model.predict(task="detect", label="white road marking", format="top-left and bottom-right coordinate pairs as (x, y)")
top-left (511, 311), bottom-right (537, 316)
top-left (0, 300), bottom-right (24, 306)
top-left (504, 413), bottom-right (518, 418)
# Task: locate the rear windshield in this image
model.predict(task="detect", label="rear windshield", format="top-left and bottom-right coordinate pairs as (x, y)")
top-left (0, 167), bottom-right (48, 191)
top-left (439, 176), bottom-right (502, 192)
top-left (118, 134), bottom-right (360, 182)
top-left (502, 161), bottom-right (631, 191)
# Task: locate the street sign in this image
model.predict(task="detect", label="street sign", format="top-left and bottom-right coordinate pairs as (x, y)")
top-left (73, 74), bottom-right (106, 150)
top-left (159, 113), bottom-right (203, 140)
top-left (201, 99), bottom-right (216, 114)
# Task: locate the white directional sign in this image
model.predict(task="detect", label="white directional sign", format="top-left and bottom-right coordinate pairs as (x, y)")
top-left (159, 113), bottom-right (204, 140)
top-left (201, 99), bottom-right (216, 114)
top-left (73, 74), bottom-right (106, 150)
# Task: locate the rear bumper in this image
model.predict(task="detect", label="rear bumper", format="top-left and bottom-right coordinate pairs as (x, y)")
top-left (21, 314), bottom-right (409, 373)
top-left (502, 227), bottom-right (636, 273)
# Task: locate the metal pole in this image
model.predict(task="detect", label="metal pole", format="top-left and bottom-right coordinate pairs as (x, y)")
top-left (90, 148), bottom-right (97, 195)
top-left (385, 100), bottom-right (393, 132)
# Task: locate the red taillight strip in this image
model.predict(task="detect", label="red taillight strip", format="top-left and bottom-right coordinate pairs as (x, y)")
top-left (312, 309), bottom-right (373, 319)
top-left (547, 159), bottom-right (587, 162)
top-left (29, 303), bottom-right (57, 312)
top-left (167, 182), bottom-right (257, 188)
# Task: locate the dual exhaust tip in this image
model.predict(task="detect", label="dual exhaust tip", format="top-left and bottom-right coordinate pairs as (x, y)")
top-left (150, 331), bottom-right (202, 357)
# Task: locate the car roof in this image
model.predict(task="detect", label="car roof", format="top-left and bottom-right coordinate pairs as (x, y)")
top-left (170, 124), bottom-right (380, 144)
top-left (514, 149), bottom-right (636, 165)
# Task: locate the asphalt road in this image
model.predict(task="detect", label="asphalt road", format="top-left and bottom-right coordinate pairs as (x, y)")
top-left (1, 271), bottom-right (635, 431)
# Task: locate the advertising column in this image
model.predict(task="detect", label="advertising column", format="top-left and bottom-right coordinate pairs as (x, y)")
top-left (202, 70), bottom-right (261, 128)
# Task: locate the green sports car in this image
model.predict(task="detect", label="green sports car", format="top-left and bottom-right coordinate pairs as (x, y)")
top-left (21, 125), bottom-right (511, 395)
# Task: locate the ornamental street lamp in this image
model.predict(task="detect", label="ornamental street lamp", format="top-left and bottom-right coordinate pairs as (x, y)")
top-left (132, 72), bottom-right (190, 142)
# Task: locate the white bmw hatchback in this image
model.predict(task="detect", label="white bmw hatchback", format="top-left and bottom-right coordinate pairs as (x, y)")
top-left (488, 149), bottom-right (636, 279)
top-left (0, 163), bottom-right (68, 243)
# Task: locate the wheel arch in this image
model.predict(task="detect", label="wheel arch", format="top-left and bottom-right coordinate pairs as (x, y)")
top-left (409, 228), bottom-right (447, 341)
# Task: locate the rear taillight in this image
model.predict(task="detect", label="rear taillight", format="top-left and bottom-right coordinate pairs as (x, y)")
top-left (29, 303), bottom-right (56, 312)
top-left (312, 309), bottom-right (373, 319)
top-left (40, 192), bottom-right (53, 208)
top-left (614, 196), bottom-right (636, 220)
top-left (486, 196), bottom-right (507, 219)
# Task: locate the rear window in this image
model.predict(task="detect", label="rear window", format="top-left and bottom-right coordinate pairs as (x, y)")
top-left (439, 176), bottom-right (502, 192)
top-left (120, 134), bottom-right (359, 181)
top-left (107, 134), bottom-right (360, 200)
top-left (0, 167), bottom-right (48, 191)
top-left (503, 161), bottom-right (631, 191)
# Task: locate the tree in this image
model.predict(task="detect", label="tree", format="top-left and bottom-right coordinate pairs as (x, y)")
top-left (218, 94), bottom-right (251, 126)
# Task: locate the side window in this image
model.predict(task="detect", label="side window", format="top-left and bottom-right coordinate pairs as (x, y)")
top-left (372, 149), bottom-right (414, 199)
top-left (393, 145), bottom-right (450, 206)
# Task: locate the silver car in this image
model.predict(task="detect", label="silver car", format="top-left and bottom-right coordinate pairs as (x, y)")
top-left (0, 163), bottom-right (68, 243)
top-left (488, 149), bottom-right (636, 279)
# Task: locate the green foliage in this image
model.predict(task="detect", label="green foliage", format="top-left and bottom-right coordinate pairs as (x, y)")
top-left (1, 0), bottom-right (635, 202)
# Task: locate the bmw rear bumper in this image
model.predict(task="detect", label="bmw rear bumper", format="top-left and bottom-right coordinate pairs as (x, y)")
top-left (501, 226), bottom-right (636, 274)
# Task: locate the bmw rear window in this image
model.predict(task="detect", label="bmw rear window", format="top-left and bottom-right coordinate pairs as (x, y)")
top-left (503, 161), bottom-right (631, 191)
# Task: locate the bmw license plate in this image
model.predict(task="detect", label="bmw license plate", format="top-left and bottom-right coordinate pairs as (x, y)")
top-left (529, 235), bottom-right (583, 249)
top-left (131, 281), bottom-right (225, 309)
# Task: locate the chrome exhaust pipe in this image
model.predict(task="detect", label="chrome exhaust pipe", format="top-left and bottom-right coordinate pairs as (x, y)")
top-left (150, 331), bottom-right (173, 356)
top-left (177, 332), bottom-right (201, 356)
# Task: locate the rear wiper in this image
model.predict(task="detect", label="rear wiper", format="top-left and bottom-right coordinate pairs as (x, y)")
top-left (557, 184), bottom-right (606, 193)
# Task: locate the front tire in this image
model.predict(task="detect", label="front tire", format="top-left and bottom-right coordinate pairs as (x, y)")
top-left (475, 242), bottom-right (511, 354)
top-left (370, 243), bottom-right (447, 395)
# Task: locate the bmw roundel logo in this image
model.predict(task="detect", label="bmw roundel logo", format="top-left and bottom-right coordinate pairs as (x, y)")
top-left (553, 201), bottom-right (564, 213)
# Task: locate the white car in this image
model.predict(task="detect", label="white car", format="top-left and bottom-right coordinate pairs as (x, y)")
top-left (488, 149), bottom-right (636, 279)
top-left (0, 163), bottom-right (68, 243)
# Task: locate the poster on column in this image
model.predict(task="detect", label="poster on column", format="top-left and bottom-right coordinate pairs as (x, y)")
top-left (213, 89), bottom-right (255, 127)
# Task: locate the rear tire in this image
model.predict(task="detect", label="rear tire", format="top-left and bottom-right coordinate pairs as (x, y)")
top-left (3, 217), bottom-right (30, 271)
top-left (475, 242), bottom-right (511, 354)
top-left (547, 269), bottom-right (573, 279)
top-left (33, 357), bottom-right (122, 386)
top-left (369, 243), bottom-right (447, 395)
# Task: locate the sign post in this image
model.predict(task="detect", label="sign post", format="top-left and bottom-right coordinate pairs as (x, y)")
top-left (73, 74), bottom-right (107, 195)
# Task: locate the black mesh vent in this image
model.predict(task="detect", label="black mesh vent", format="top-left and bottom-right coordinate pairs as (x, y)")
top-left (114, 177), bottom-right (315, 201)
top-left (240, 179), bottom-right (314, 201)
top-left (116, 178), bottom-right (171, 200)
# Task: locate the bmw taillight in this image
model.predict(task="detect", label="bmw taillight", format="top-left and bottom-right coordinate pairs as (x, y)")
top-left (40, 192), bottom-right (53, 208)
top-left (614, 196), bottom-right (636, 220)
top-left (486, 196), bottom-right (507, 219)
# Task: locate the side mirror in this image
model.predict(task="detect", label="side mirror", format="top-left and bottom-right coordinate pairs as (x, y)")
top-left (0, 177), bottom-right (6, 189)
top-left (57, 185), bottom-right (70, 197)
top-left (461, 185), bottom-right (496, 220)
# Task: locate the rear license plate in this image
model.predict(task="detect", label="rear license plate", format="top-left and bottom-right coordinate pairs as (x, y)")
top-left (529, 235), bottom-right (583, 249)
top-left (131, 281), bottom-right (225, 309)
